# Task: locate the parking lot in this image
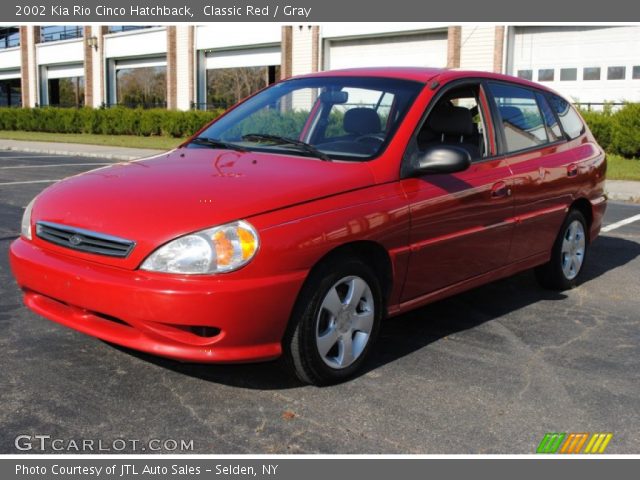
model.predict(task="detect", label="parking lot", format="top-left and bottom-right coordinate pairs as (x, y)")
top-left (1, 150), bottom-right (639, 454)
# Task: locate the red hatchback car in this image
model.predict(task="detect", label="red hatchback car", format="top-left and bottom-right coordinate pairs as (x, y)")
top-left (10, 68), bottom-right (606, 385)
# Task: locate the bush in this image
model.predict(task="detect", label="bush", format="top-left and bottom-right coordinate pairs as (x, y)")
top-left (3, 103), bottom-right (638, 158)
top-left (138, 109), bottom-right (164, 136)
top-left (0, 108), bottom-right (18, 130)
top-left (0, 107), bottom-right (223, 138)
top-left (579, 103), bottom-right (640, 159)
top-left (610, 103), bottom-right (640, 158)
top-left (221, 109), bottom-right (310, 140)
top-left (579, 109), bottom-right (614, 152)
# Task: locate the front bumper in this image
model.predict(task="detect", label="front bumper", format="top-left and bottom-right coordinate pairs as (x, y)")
top-left (9, 238), bottom-right (306, 363)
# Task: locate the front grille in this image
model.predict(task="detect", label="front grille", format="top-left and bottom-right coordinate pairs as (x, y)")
top-left (35, 221), bottom-right (135, 258)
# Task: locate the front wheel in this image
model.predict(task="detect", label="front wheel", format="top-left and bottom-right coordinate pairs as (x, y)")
top-left (535, 209), bottom-right (589, 290)
top-left (284, 256), bottom-right (383, 385)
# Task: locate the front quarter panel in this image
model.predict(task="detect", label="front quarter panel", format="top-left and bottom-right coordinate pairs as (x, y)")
top-left (247, 182), bottom-right (412, 310)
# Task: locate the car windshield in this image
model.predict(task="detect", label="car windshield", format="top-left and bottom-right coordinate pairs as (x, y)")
top-left (190, 76), bottom-right (424, 161)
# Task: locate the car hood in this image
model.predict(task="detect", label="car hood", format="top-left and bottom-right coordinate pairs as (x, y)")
top-left (31, 148), bottom-right (375, 269)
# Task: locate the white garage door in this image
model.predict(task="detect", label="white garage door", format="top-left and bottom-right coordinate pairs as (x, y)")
top-left (0, 69), bottom-right (20, 80)
top-left (512, 26), bottom-right (640, 104)
top-left (45, 63), bottom-right (84, 80)
top-left (325, 32), bottom-right (448, 70)
top-left (204, 45), bottom-right (280, 70)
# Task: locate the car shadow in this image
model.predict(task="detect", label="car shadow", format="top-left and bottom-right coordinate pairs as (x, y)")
top-left (111, 235), bottom-right (640, 390)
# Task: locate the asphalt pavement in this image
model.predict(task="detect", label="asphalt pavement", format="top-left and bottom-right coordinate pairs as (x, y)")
top-left (1, 151), bottom-right (639, 454)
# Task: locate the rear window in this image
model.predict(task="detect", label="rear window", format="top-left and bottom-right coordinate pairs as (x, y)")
top-left (548, 94), bottom-right (585, 139)
top-left (535, 93), bottom-right (563, 142)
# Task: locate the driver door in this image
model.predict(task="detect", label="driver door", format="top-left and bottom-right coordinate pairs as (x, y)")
top-left (400, 81), bottom-right (515, 303)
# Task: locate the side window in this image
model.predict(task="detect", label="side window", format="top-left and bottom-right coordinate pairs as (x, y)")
top-left (535, 93), bottom-right (563, 142)
top-left (548, 94), bottom-right (585, 139)
top-left (488, 83), bottom-right (548, 153)
top-left (416, 84), bottom-right (489, 161)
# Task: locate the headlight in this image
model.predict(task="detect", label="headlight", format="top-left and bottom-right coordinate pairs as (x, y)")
top-left (21, 197), bottom-right (37, 240)
top-left (140, 220), bottom-right (259, 274)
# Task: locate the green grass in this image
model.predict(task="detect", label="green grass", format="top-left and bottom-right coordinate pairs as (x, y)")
top-left (607, 154), bottom-right (640, 181)
top-left (0, 130), bottom-right (186, 150)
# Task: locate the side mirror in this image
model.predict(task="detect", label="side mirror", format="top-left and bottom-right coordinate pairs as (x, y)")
top-left (413, 145), bottom-right (472, 175)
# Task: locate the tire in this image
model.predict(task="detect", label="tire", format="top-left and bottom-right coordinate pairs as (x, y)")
top-left (535, 209), bottom-right (589, 290)
top-left (284, 255), bottom-right (384, 386)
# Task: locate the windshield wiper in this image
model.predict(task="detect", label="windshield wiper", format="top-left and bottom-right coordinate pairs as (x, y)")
top-left (190, 137), bottom-right (247, 153)
top-left (242, 133), bottom-right (331, 161)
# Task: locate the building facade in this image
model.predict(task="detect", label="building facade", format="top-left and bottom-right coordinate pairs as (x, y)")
top-left (1, 24), bottom-right (640, 110)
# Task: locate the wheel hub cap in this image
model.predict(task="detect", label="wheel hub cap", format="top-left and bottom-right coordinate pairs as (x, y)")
top-left (336, 311), bottom-right (351, 333)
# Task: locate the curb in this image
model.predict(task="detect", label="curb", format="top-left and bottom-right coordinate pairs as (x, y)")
top-left (606, 191), bottom-right (640, 203)
top-left (605, 180), bottom-right (640, 204)
top-left (0, 145), bottom-right (162, 161)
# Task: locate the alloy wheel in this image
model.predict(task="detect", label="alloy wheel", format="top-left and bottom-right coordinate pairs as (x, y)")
top-left (315, 275), bottom-right (375, 369)
top-left (561, 219), bottom-right (586, 280)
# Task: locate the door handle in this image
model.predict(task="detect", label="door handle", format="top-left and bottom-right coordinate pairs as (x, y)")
top-left (567, 163), bottom-right (578, 177)
top-left (491, 182), bottom-right (511, 199)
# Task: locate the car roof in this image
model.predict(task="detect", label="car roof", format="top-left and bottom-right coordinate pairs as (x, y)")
top-left (295, 67), bottom-right (444, 83)
top-left (292, 67), bottom-right (558, 94)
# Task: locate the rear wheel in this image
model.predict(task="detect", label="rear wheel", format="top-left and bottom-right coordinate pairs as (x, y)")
top-left (284, 256), bottom-right (383, 385)
top-left (535, 209), bottom-right (589, 290)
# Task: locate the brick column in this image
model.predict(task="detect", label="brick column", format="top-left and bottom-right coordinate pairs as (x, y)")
top-left (311, 26), bottom-right (320, 73)
top-left (83, 26), bottom-right (106, 108)
top-left (20, 26), bottom-right (39, 107)
top-left (99, 26), bottom-right (107, 106)
top-left (447, 26), bottom-right (461, 69)
top-left (166, 26), bottom-right (177, 110)
top-left (493, 26), bottom-right (505, 73)
top-left (188, 26), bottom-right (195, 108)
top-left (459, 26), bottom-right (509, 73)
top-left (281, 26), bottom-right (293, 79)
top-left (291, 26), bottom-right (320, 76)
top-left (83, 27), bottom-right (94, 107)
top-left (175, 26), bottom-right (194, 111)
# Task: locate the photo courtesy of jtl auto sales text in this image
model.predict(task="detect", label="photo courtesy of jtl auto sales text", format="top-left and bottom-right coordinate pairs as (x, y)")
top-left (0, 0), bottom-right (639, 479)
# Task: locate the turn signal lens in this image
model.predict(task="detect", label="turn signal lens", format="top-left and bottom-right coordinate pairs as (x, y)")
top-left (141, 220), bottom-right (259, 274)
top-left (21, 197), bottom-right (37, 240)
top-left (237, 225), bottom-right (258, 260)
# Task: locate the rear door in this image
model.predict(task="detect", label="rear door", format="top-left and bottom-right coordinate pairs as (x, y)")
top-left (485, 82), bottom-right (574, 262)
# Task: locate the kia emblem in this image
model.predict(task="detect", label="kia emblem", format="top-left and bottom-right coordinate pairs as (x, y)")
top-left (69, 234), bottom-right (83, 246)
